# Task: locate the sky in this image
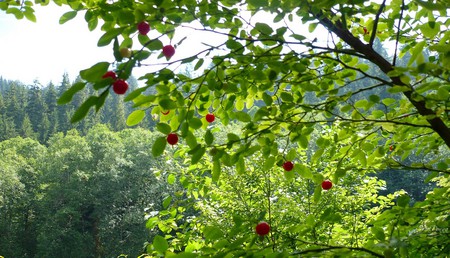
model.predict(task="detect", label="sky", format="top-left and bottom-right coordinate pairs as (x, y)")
top-left (0, 3), bottom-right (322, 87)
top-left (0, 3), bottom-right (230, 86)
top-left (0, 3), bottom-right (112, 85)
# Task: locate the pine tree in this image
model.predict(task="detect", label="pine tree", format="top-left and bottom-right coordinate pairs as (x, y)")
top-left (108, 95), bottom-right (126, 131)
top-left (20, 114), bottom-right (35, 139)
top-left (26, 83), bottom-right (47, 135)
top-left (0, 115), bottom-right (18, 141)
top-left (56, 73), bottom-right (73, 133)
top-left (5, 83), bottom-right (24, 127)
top-left (44, 82), bottom-right (59, 138)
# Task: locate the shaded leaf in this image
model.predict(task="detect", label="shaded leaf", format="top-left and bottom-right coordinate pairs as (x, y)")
top-left (152, 136), bottom-right (167, 157)
top-left (126, 110), bottom-right (145, 126)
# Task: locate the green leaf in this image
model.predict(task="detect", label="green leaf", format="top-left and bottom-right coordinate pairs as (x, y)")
top-left (408, 41), bottom-right (426, 66)
top-left (71, 96), bottom-right (97, 123)
top-left (355, 99), bottom-right (369, 109)
top-left (308, 23), bottom-right (318, 33)
top-left (236, 157), bottom-right (245, 175)
top-left (126, 110), bottom-right (145, 126)
top-left (6, 8), bottom-right (24, 19)
top-left (23, 8), bottom-right (36, 22)
top-left (124, 86), bottom-right (150, 102)
top-left (371, 227), bottom-right (385, 241)
top-left (235, 111), bottom-right (251, 122)
top-left (280, 92), bottom-right (293, 102)
top-left (263, 156), bottom-right (276, 171)
top-left (397, 194), bottom-right (410, 208)
top-left (227, 133), bottom-right (240, 143)
top-left (382, 98), bottom-right (397, 106)
top-left (98, 27), bottom-right (125, 47)
top-left (57, 81), bottom-right (86, 105)
top-left (152, 136), bottom-right (167, 157)
top-left (191, 146), bottom-right (206, 164)
top-left (340, 104), bottom-right (352, 112)
top-left (286, 149), bottom-right (296, 161)
top-left (162, 196), bottom-right (172, 209)
top-left (159, 98), bottom-right (177, 110)
top-left (205, 129), bottom-right (214, 145)
top-left (298, 135), bottom-right (309, 149)
top-left (212, 159), bottom-right (221, 182)
top-left (167, 174), bottom-right (176, 185)
top-left (95, 91), bottom-right (108, 112)
top-left (313, 185), bottom-right (322, 203)
top-left (185, 131), bottom-right (198, 149)
top-left (153, 235), bottom-right (169, 253)
top-left (189, 117), bottom-right (203, 129)
top-left (156, 123), bottom-right (172, 135)
top-left (194, 58), bottom-right (204, 71)
top-left (335, 168), bottom-right (346, 179)
top-left (80, 62), bottom-right (110, 82)
top-left (59, 11), bottom-right (77, 24)
top-left (262, 92), bottom-right (273, 106)
top-left (204, 226), bottom-right (224, 242)
top-left (247, 0), bottom-right (268, 8)
top-left (437, 162), bottom-right (448, 170)
top-left (372, 110), bottom-right (385, 119)
top-left (296, 163), bottom-right (312, 179)
top-left (145, 38), bottom-right (164, 51)
top-left (419, 22), bottom-right (440, 38)
top-left (255, 22), bottom-right (273, 35)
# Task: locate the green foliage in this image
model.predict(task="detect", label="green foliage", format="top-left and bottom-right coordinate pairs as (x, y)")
top-left (2, 0), bottom-right (450, 257)
top-left (0, 125), bottom-right (180, 258)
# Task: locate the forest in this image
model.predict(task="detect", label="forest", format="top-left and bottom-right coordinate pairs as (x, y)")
top-left (1, 0), bottom-right (450, 257)
top-left (0, 66), bottom-right (440, 257)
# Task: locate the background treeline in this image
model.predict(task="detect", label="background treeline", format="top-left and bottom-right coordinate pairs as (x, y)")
top-left (0, 55), bottom-right (435, 257)
top-left (0, 124), bottom-right (181, 257)
top-left (0, 74), bottom-right (157, 143)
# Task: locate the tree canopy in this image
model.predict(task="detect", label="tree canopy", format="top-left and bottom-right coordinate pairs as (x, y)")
top-left (1, 0), bottom-right (449, 257)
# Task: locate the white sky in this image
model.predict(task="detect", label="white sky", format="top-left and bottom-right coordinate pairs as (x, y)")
top-left (0, 3), bottom-right (231, 86)
top-left (0, 4), bottom-right (113, 85)
top-left (0, 3), bottom-right (324, 86)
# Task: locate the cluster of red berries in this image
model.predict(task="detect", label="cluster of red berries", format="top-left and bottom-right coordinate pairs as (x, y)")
top-left (282, 160), bottom-right (333, 190)
top-left (137, 21), bottom-right (176, 59)
top-left (102, 71), bottom-right (128, 95)
top-left (164, 113), bottom-right (216, 146)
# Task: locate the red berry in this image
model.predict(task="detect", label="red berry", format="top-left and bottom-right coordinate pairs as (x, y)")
top-left (162, 45), bottom-right (175, 58)
top-left (137, 21), bottom-right (150, 35)
top-left (283, 161), bottom-right (294, 171)
top-left (255, 221), bottom-right (270, 236)
top-left (112, 79), bottom-right (128, 95)
top-left (102, 71), bottom-right (117, 80)
top-left (363, 27), bottom-right (369, 35)
top-left (161, 110), bottom-right (170, 115)
top-left (322, 180), bottom-right (333, 190)
top-left (205, 113), bottom-right (215, 123)
top-left (167, 133), bottom-right (178, 145)
top-left (389, 145), bottom-right (395, 151)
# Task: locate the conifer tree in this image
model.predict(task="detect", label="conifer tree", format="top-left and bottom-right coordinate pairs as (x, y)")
top-left (45, 82), bottom-right (59, 137)
top-left (20, 114), bottom-right (35, 139)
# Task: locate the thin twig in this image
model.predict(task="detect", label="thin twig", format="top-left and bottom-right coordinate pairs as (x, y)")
top-left (393, 0), bottom-right (405, 66)
top-left (370, 0), bottom-right (387, 46)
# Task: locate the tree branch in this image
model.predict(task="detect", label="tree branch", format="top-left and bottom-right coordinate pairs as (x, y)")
top-left (392, 0), bottom-right (405, 66)
top-left (313, 10), bottom-right (450, 149)
top-left (369, 0), bottom-right (386, 46)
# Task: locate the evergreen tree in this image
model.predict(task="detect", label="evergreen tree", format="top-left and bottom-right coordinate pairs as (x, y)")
top-left (57, 73), bottom-right (73, 133)
top-left (5, 83), bottom-right (23, 128)
top-left (0, 92), bottom-right (5, 117)
top-left (20, 114), bottom-right (35, 139)
top-left (0, 116), bottom-right (18, 140)
top-left (26, 83), bottom-right (47, 136)
top-left (44, 82), bottom-right (59, 138)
